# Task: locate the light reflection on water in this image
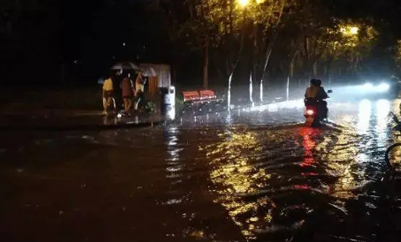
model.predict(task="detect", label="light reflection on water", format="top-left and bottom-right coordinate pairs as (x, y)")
top-left (199, 99), bottom-right (401, 240)
top-left (206, 130), bottom-right (274, 239)
top-left (166, 125), bottom-right (183, 177)
top-left (4, 98), bottom-right (401, 241)
top-left (376, 99), bottom-right (390, 149)
top-left (357, 99), bottom-right (371, 134)
top-left (300, 128), bottom-right (316, 167)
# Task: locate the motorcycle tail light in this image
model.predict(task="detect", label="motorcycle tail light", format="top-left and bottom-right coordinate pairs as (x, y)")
top-left (306, 109), bottom-right (314, 115)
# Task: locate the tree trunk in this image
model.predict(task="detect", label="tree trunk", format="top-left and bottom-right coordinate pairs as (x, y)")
top-left (252, 64), bottom-right (260, 104)
top-left (304, 36), bottom-right (312, 79)
top-left (286, 76), bottom-right (290, 101)
top-left (203, 38), bottom-right (209, 89)
top-left (326, 59), bottom-right (332, 86)
top-left (287, 59), bottom-right (294, 101)
top-left (249, 72), bottom-right (253, 104)
top-left (227, 73), bottom-right (233, 109)
top-left (353, 57), bottom-right (360, 75)
top-left (252, 23), bottom-right (260, 104)
top-left (312, 61), bottom-right (318, 76)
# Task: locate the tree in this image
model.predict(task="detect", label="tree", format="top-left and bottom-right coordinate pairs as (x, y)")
top-left (195, 0), bottom-right (291, 104)
top-left (321, 20), bottom-right (378, 82)
top-left (190, 0), bottom-right (251, 107)
top-left (246, 0), bottom-right (288, 103)
top-left (266, 0), bottom-right (335, 92)
top-left (393, 40), bottom-right (401, 71)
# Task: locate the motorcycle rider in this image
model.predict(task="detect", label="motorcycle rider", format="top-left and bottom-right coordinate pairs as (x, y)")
top-left (304, 78), bottom-right (329, 118)
top-left (315, 79), bottom-right (329, 118)
top-left (305, 79), bottom-right (319, 100)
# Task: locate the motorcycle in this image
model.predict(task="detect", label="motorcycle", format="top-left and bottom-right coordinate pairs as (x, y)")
top-left (304, 90), bottom-right (332, 127)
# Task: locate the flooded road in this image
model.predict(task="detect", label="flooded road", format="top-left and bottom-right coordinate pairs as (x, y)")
top-left (1, 99), bottom-right (401, 241)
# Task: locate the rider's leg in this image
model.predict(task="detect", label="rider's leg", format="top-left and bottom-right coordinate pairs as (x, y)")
top-left (322, 101), bottom-right (328, 118)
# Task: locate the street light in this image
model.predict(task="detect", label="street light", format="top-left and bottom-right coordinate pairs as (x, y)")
top-left (340, 26), bottom-right (359, 36)
top-left (350, 26), bottom-right (358, 35)
top-left (238, 0), bottom-right (250, 7)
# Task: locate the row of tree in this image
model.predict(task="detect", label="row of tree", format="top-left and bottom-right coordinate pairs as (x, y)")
top-left (147, 0), bottom-right (380, 103)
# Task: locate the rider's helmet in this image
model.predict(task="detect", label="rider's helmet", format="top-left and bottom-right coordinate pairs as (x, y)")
top-left (316, 79), bottom-right (322, 86)
top-left (310, 79), bottom-right (318, 86)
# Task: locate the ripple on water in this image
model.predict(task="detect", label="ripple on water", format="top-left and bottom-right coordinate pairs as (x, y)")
top-left (2, 99), bottom-right (401, 241)
top-left (197, 106), bottom-right (401, 241)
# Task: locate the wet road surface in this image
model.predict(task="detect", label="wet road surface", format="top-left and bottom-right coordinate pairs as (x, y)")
top-left (1, 98), bottom-right (401, 241)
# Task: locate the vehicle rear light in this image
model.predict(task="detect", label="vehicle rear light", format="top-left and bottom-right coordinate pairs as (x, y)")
top-left (306, 109), bottom-right (314, 115)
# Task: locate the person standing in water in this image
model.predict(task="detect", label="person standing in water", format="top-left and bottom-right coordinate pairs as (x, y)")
top-left (120, 73), bottom-right (135, 115)
top-left (134, 71), bottom-right (144, 111)
top-left (102, 75), bottom-right (114, 115)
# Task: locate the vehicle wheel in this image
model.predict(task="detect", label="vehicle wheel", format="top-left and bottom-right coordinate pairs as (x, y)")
top-left (385, 143), bottom-right (401, 171)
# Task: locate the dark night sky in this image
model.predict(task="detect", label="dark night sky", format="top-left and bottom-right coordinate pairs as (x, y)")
top-left (1, 0), bottom-right (401, 84)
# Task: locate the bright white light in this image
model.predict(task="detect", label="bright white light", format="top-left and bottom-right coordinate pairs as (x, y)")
top-left (250, 105), bottom-right (269, 112)
top-left (238, 0), bottom-right (249, 7)
top-left (117, 113), bottom-right (122, 118)
top-left (249, 74), bottom-right (253, 104)
top-left (376, 99), bottom-right (390, 131)
top-left (377, 83), bottom-right (389, 92)
top-left (267, 104), bottom-right (278, 112)
top-left (167, 109), bottom-right (176, 120)
top-left (306, 109), bottom-right (314, 115)
top-left (362, 83), bottom-right (373, 90)
top-left (376, 99), bottom-right (390, 151)
top-left (350, 27), bottom-right (359, 35)
top-left (357, 99), bottom-right (371, 133)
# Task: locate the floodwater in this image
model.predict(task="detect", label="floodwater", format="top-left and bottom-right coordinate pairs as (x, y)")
top-left (1, 98), bottom-right (401, 241)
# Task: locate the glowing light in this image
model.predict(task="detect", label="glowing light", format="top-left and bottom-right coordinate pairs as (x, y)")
top-left (376, 99), bottom-right (389, 126)
top-left (166, 126), bottom-right (182, 177)
top-left (350, 27), bottom-right (359, 35)
top-left (377, 83), bottom-right (390, 92)
top-left (362, 83), bottom-right (373, 89)
top-left (306, 109), bottom-right (314, 115)
top-left (249, 74), bottom-right (253, 104)
top-left (357, 99), bottom-right (371, 133)
top-left (267, 103), bottom-right (278, 112)
top-left (341, 26), bottom-right (359, 36)
top-left (300, 128), bottom-right (316, 167)
top-left (205, 130), bottom-right (274, 239)
top-left (238, 0), bottom-right (250, 7)
top-left (376, 100), bottom-right (390, 149)
top-left (167, 110), bottom-right (175, 120)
